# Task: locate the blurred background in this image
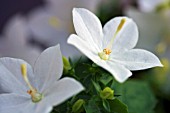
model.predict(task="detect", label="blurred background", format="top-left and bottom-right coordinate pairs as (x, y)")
top-left (0, 0), bottom-right (170, 113)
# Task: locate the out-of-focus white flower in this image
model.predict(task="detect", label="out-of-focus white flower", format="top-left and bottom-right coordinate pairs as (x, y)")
top-left (125, 7), bottom-right (165, 52)
top-left (138, 0), bottom-right (166, 12)
top-left (45, 0), bottom-right (101, 21)
top-left (0, 15), bottom-right (41, 66)
top-left (28, 0), bottom-right (101, 58)
top-left (125, 0), bottom-right (170, 54)
top-left (68, 8), bottom-right (163, 83)
top-left (137, 0), bottom-right (170, 18)
top-left (0, 45), bottom-right (84, 113)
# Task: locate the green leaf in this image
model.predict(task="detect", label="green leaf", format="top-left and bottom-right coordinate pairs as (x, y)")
top-left (92, 80), bottom-right (101, 92)
top-left (100, 73), bottom-right (113, 85)
top-left (109, 98), bottom-right (128, 113)
top-left (111, 80), bottom-right (157, 113)
top-left (102, 99), bottom-right (111, 112)
top-left (84, 98), bottom-right (102, 113)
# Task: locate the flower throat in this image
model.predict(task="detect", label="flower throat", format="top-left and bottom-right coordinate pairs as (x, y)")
top-left (98, 18), bottom-right (126, 60)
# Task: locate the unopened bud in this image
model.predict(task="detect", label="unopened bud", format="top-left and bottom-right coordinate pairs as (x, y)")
top-left (100, 87), bottom-right (114, 100)
top-left (72, 99), bottom-right (85, 113)
top-left (62, 56), bottom-right (72, 74)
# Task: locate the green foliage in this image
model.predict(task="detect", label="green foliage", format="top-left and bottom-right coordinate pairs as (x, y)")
top-left (109, 98), bottom-right (128, 113)
top-left (111, 80), bottom-right (157, 113)
top-left (51, 59), bottom-right (157, 113)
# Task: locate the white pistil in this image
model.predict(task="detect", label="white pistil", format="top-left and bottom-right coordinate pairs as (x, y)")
top-left (98, 18), bottom-right (126, 60)
top-left (107, 18), bottom-right (126, 49)
top-left (21, 64), bottom-right (43, 103)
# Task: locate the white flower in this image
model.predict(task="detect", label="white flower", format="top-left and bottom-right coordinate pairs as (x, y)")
top-left (0, 45), bottom-right (84, 113)
top-left (0, 15), bottom-right (41, 66)
top-left (28, 0), bottom-right (101, 58)
top-left (67, 8), bottom-right (163, 83)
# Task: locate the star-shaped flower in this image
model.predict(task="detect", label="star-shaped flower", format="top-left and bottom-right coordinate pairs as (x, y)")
top-left (68, 8), bottom-right (163, 83)
top-left (0, 45), bottom-right (84, 113)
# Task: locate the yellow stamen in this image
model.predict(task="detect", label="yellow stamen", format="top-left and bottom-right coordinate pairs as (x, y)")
top-left (21, 64), bottom-right (34, 91)
top-left (48, 16), bottom-right (60, 28)
top-left (21, 64), bottom-right (43, 103)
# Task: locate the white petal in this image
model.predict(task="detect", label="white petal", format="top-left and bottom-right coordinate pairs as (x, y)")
top-left (103, 17), bottom-right (138, 53)
top-left (34, 45), bottom-right (63, 92)
top-left (42, 77), bottom-right (84, 106)
top-left (35, 102), bottom-right (52, 113)
top-left (67, 34), bottom-right (100, 63)
top-left (0, 58), bottom-right (34, 94)
top-left (73, 8), bottom-right (103, 51)
top-left (17, 101), bottom-right (52, 113)
top-left (96, 61), bottom-right (132, 83)
top-left (0, 93), bottom-right (29, 110)
top-left (0, 102), bottom-right (31, 113)
top-left (111, 49), bottom-right (163, 70)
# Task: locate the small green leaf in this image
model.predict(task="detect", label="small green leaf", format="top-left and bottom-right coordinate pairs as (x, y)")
top-left (72, 99), bottom-right (85, 113)
top-left (109, 98), bottom-right (128, 113)
top-left (84, 99), bottom-right (102, 113)
top-left (102, 99), bottom-right (111, 112)
top-left (92, 80), bottom-right (101, 92)
top-left (100, 73), bottom-right (113, 85)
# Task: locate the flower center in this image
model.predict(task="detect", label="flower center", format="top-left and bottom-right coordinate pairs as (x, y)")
top-left (98, 18), bottom-right (126, 60)
top-left (98, 48), bottom-right (112, 60)
top-left (21, 64), bottom-right (43, 103)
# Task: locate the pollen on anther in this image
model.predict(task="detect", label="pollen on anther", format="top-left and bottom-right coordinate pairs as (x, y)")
top-left (103, 48), bottom-right (112, 55)
top-left (27, 90), bottom-right (32, 95)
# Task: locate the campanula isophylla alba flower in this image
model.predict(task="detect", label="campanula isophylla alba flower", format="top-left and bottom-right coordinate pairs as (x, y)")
top-left (68, 8), bottom-right (163, 83)
top-left (0, 45), bottom-right (84, 113)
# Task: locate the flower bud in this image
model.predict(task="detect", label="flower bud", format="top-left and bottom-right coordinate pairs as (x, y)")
top-left (100, 87), bottom-right (114, 100)
top-left (62, 56), bottom-right (72, 74)
top-left (72, 99), bottom-right (85, 113)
